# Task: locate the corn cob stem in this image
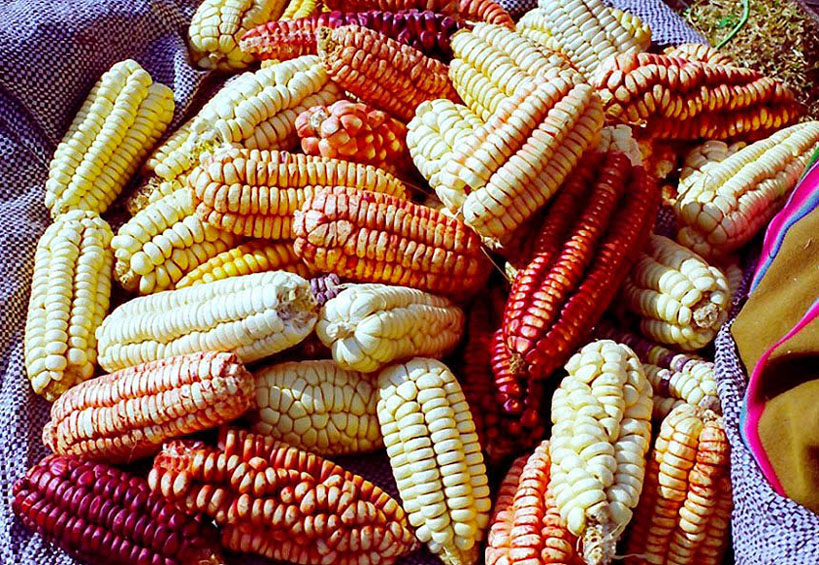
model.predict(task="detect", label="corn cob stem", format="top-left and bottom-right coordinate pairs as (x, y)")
top-left (43, 351), bottom-right (254, 463)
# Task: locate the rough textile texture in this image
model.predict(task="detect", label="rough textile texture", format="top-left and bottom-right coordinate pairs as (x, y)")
top-left (0, 1), bottom-right (704, 564)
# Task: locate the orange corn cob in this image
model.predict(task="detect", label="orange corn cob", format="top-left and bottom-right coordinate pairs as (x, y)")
top-left (149, 428), bottom-right (419, 564)
top-left (42, 352), bottom-right (254, 463)
top-left (503, 151), bottom-right (660, 379)
top-left (190, 146), bottom-right (407, 239)
top-left (317, 24), bottom-right (460, 122)
top-left (293, 186), bottom-right (490, 297)
top-left (295, 100), bottom-right (410, 174)
top-left (625, 404), bottom-right (731, 565)
top-left (322, 0), bottom-right (514, 27)
top-left (486, 441), bottom-right (583, 565)
top-left (592, 52), bottom-right (803, 140)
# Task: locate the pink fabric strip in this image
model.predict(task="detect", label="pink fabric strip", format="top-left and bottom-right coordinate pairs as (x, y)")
top-left (743, 296), bottom-right (819, 494)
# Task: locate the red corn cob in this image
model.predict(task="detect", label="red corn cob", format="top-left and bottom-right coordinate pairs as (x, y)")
top-left (149, 428), bottom-right (419, 565)
top-left (13, 455), bottom-right (223, 565)
top-left (321, 0), bottom-right (514, 28)
top-left (240, 10), bottom-right (465, 62)
top-left (504, 151), bottom-right (660, 379)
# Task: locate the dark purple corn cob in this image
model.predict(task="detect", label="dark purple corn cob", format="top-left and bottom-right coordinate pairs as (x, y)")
top-left (309, 273), bottom-right (343, 307)
top-left (240, 9), bottom-right (465, 62)
top-left (12, 455), bottom-right (224, 565)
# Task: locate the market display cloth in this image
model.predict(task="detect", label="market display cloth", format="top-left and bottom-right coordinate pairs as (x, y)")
top-left (730, 159), bottom-right (819, 516)
top-left (0, 0), bottom-right (758, 563)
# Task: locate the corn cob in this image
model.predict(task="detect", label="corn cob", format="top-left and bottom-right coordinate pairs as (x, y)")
top-left (295, 100), bottom-right (410, 174)
top-left (190, 146), bottom-right (407, 240)
top-left (294, 186), bottom-right (490, 296)
top-left (252, 359), bottom-right (381, 455)
top-left (650, 387), bottom-right (687, 422)
top-left (241, 10), bottom-right (465, 62)
top-left (441, 74), bottom-right (603, 240)
top-left (719, 256), bottom-right (745, 304)
top-left (675, 122), bottom-right (819, 259)
top-left (175, 240), bottom-right (311, 287)
top-left (625, 404), bottom-right (731, 565)
top-left (592, 321), bottom-right (720, 413)
top-left (45, 60), bottom-right (174, 217)
top-left (449, 23), bottom-right (576, 121)
top-left (125, 174), bottom-right (186, 216)
top-left (143, 117), bottom-right (195, 177)
top-left (503, 151), bottom-right (659, 379)
top-left (317, 25), bottom-right (460, 122)
top-left (96, 271), bottom-right (317, 372)
top-left (309, 272), bottom-right (343, 306)
top-left (322, 0), bottom-right (514, 27)
top-left (149, 428), bottom-right (419, 564)
top-left (281, 0), bottom-right (317, 18)
top-left (550, 340), bottom-right (653, 565)
top-left (13, 456), bottom-right (224, 565)
top-left (317, 283), bottom-right (465, 372)
top-left (622, 234), bottom-right (729, 351)
top-left (596, 124), bottom-right (642, 166)
top-left (407, 99), bottom-right (482, 208)
top-left (188, 0), bottom-right (287, 70)
top-left (515, 9), bottom-right (559, 51)
top-left (378, 358), bottom-right (492, 565)
top-left (486, 441), bottom-right (583, 565)
top-left (43, 351), bottom-right (253, 463)
top-left (112, 187), bottom-right (238, 294)
top-left (25, 211), bottom-right (114, 401)
top-left (519, 1), bottom-right (645, 78)
top-left (610, 8), bottom-right (651, 51)
top-left (664, 43), bottom-right (734, 66)
top-left (592, 52), bottom-right (803, 140)
top-left (678, 140), bottom-right (746, 184)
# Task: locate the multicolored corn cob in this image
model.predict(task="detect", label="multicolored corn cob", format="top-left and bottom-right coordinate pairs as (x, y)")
top-left (188, 0), bottom-right (288, 70)
top-left (113, 187), bottom-right (238, 294)
top-left (321, 0), bottom-right (515, 27)
top-left (378, 358), bottom-right (492, 565)
top-left (317, 283), bottom-right (464, 372)
top-left (241, 10), bottom-right (465, 62)
top-left (674, 121), bottom-right (819, 259)
top-left (96, 271), bottom-right (318, 372)
top-left (591, 52), bottom-right (803, 140)
top-left (485, 441), bottom-right (583, 565)
top-left (293, 187), bottom-right (490, 297)
top-left (45, 60), bottom-right (173, 217)
top-left (503, 151), bottom-right (659, 379)
top-left (13, 456), bottom-right (224, 565)
top-left (309, 273), bottom-right (343, 306)
top-left (295, 100), bottom-right (410, 173)
top-left (25, 211), bottom-right (114, 400)
top-left (252, 359), bottom-right (382, 455)
top-left (625, 404), bottom-right (731, 565)
top-left (190, 146), bottom-right (407, 240)
top-left (149, 428), bottom-right (419, 564)
top-left (317, 24), bottom-right (460, 122)
top-left (43, 351), bottom-right (254, 463)
top-left (550, 340), bottom-right (653, 565)
top-left (622, 234), bottom-right (730, 350)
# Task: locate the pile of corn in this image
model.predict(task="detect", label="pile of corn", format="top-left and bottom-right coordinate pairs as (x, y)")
top-left (16, 0), bottom-right (818, 563)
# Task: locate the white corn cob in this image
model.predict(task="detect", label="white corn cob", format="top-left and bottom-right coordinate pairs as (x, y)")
top-left (550, 339), bottom-right (653, 565)
top-left (378, 358), bottom-right (492, 565)
top-left (25, 211), bottom-right (114, 400)
top-left (678, 140), bottom-right (746, 184)
top-left (317, 284), bottom-right (465, 373)
top-left (596, 125), bottom-right (642, 166)
top-left (96, 271), bottom-right (318, 372)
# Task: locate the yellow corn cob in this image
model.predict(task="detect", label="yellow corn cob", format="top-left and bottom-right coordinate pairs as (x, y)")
top-left (609, 8), bottom-right (651, 51)
top-left (550, 339), bottom-right (653, 565)
top-left (515, 9), bottom-right (559, 52)
top-left (596, 124), bottom-right (642, 165)
top-left (25, 211), bottom-right (114, 401)
top-left (281, 0), bottom-right (317, 18)
top-left (176, 240), bottom-right (311, 287)
top-left (96, 270), bottom-right (318, 372)
top-left (439, 73), bottom-right (603, 240)
top-left (190, 145), bottom-right (407, 239)
top-left (625, 404), bottom-right (731, 565)
top-left (112, 187), bottom-right (238, 294)
top-left (522, 0), bottom-right (644, 78)
top-left (449, 23), bottom-right (575, 121)
top-left (188, 0), bottom-right (288, 70)
top-left (678, 140), bottom-right (746, 184)
top-left (622, 235), bottom-right (730, 351)
top-left (675, 121), bottom-right (819, 259)
top-left (143, 117), bottom-right (195, 177)
top-left (45, 60), bottom-right (174, 217)
top-left (252, 359), bottom-right (382, 455)
top-left (317, 284), bottom-right (465, 373)
top-left (378, 358), bottom-right (492, 565)
top-left (407, 99), bottom-right (482, 210)
top-left (43, 351), bottom-right (254, 463)
top-left (163, 57), bottom-right (343, 180)
top-left (125, 175), bottom-right (186, 216)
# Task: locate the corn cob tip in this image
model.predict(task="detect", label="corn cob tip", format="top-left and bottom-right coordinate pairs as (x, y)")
top-left (315, 26), bottom-right (337, 56)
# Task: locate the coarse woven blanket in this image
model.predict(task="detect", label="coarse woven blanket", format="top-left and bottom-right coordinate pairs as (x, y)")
top-left (0, 1), bottom-right (787, 564)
